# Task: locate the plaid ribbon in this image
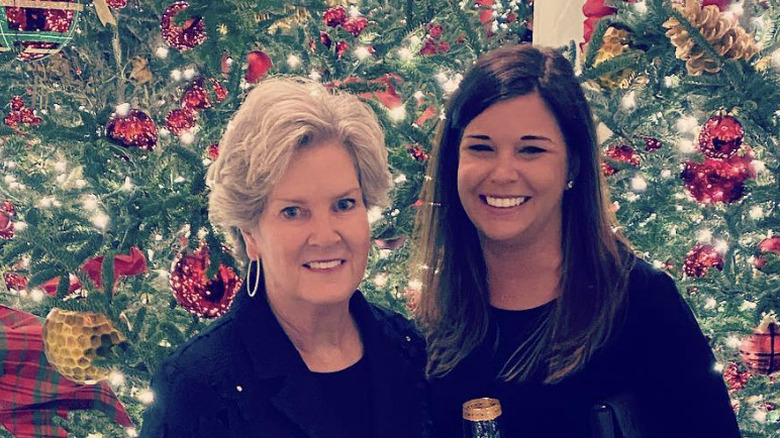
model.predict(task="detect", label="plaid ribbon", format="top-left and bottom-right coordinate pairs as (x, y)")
top-left (0, 305), bottom-right (133, 438)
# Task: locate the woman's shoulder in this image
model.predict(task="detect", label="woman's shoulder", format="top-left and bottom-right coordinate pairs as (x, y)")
top-left (354, 293), bottom-right (426, 359)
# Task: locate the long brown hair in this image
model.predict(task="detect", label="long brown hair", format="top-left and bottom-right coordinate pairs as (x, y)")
top-left (413, 44), bottom-right (633, 383)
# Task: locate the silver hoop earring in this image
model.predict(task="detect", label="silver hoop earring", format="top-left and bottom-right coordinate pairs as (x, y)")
top-left (566, 180), bottom-right (574, 190)
top-left (247, 259), bottom-right (261, 298)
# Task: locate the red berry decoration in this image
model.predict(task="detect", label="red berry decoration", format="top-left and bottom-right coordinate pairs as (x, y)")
top-left (343, 16), bottom-right (368, 37)
top-left (245, 50), bottom-right (272, 83)
top-left (428, 23), bottom-right (443, 39)
top-left (165, 107), bottom-right (198, 136)
top-left (323, 5), bottom-right (347, 27)
top-left (2, 0), bottom-right (82, 61)
top-left (601, 144), bottom-right (640, 176)
top-left (754, 236), bottom-right (780, 272)
top-left (10, 96), bottom-right (24, 111)
top-left (681, 149), bottom-right (755, 204)
top-left (105, 109), bottom-right (158, 150)
top-left (723, 362), bottom-right (751, 391)
top-left (206, 143), bottom-right (219, 160)
top-left (170, 244), bottom-right (242, 318)
top-left (407, 145), bottom-right (429, 162)
top-left (3, 272), bottom-right (28, 291)
top-left (0, 201), bottom-right (16, 240)
top-left (739, 315), bottom-right (780, 375)
top-left (644, 137), bottom-right (662, 151)
top-left (320, 31), bottom-right (333, 49)
top-left (335, 41), bottom-right (349, 58)
top-left (4, 96), bottom-right (42, 129)
top-left (181, 78), bottom-right (228, 111)
top-left (698, 115), bottom-right (744, 159)
top-left (106, 0), bottom-right (128, 8)
top-left (160, 2), bottom-right (206, 51)
top-left (683, 244), bottom-right (724, 277)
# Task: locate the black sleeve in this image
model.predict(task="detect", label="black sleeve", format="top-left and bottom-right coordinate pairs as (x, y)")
top-left (632, 268), bottom-right (741, 437)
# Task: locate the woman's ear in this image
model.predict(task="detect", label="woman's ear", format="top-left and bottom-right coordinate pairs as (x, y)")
top-left (240, 227), bottom-right (260, 260)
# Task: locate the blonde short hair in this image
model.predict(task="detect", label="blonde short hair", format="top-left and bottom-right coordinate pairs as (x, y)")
top-left (207, 77), bottom-right (391, 264)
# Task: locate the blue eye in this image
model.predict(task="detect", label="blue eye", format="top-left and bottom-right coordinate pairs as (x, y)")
top-left (281, 206), bottom-right (302, 219)
top-left (335, 198), bottom-right (357, 212)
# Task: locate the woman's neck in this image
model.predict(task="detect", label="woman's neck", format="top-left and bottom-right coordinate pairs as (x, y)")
top-left (267, 293), bottom-right (363, 372)
top-left (482, 237), bottom-right (563, 311)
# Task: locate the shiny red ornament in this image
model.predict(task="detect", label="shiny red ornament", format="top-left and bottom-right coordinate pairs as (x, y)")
top-left (207, 143), bottom-right (219, 160)
top-left (10, 96), bottom-right (24, 111)
top-left (160, 2), bottom-right (206, 51)
top-left (723, 362), bottom-right (751, 391)
top-left (342, 16), bottom-right (368, 37)
top-left (245, 50), bottom-right (272, 83)
top-left (165, 107), bottom-right (198, 136)
top-left (335, 41), bottom-right (349, 58)
top-left (181, 78), bottom-right (228, 110)
top-left (407, 145), bottom-right (429, 162)
top-left (698, 115), bottom-right (744, 159)
top-left (170, 245), bottom-right (242, 318)
top-left (681, 149), bottom-right (755, 204)
top-left (106, 0), bottom-right (128, 8)
top-left (754, 236), bottom-right (780, 272)
top-left (739, 316), bottom-right (780, 375)
top-left (601, 144), bottom-right (640, 176)
top-left (428, 23), bottom-right (443, 39)
top-left (0, 201), bottom-right (16, 240)
top-left (374, 235), bottom-right (406, 250)
top-left (4, 96), bottom-right (42, 129)
top-left (105, 109), bottom-right (158, 150)
top-left (644, 137), bottom-right (662, 151)
top-left (3, 272), bottom-right (28, 291)
top-left (320, 31), bottom-right (333, 49)
top-left (323, 5), bottom-right (347, 27)
top-left (683, 244), bottom-right (724, 277)
top-left (41, 246), bottom-right (148, 297)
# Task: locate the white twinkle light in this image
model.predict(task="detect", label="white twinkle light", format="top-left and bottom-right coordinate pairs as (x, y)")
top-left (660, 169), bottom-right (672, 179)
top-left (30, 288), bottom-right (44, 302)
top-left (714, 239), bottom-right (729, 254)
top-left (749, 206), bottom-right (764, 219)
top-left (409, 35), bottom-right (421, 46)
top-left (397, 47), bottom-right (413, 62)
top-left (183, 67), bottom-right (196, 80)
top-left (155, 47), bottom-right (169, 59)
top-left (286, 54), bottom-right (301, 69)
top-left (633, 0), bottom-right (647, 14)
top-left (652, 260), bottom-right (665, 269)
top-left (751, 160), bottom-right (766, 174)
top-left (14, 222), bottom-right (27, 233)
top-left (367, 207), bottom-right (383, 224)
top-left (664, 75), bottom-right (680, 88)
top-left (121, 177), bottom-right (134, 192)
top-left (675, 115), bottom-right (698, 134)
top-left (373, 273), bottom-right (389, 287)
top-left (630, 175), bottom-right (647, 192)
top-left (91, 212), bottom-right (110, 230)
top-left (54, 162), bottom-right (67, 173)
top-left (620, 91), bottom-right (637, 111)
top-left (82, 194), bottom-right (99, 210)
top-left (354, 46), bottom-right (372, 61)
top-left (109, 370), bottom-right (126, 387)
top-left (696, 229), bottom-right (713, 243)
top-left (126, 429), bottom-right (139, 438)
top-left (676, 139), bottom-right (696, 154)
top-left (115, 103), bottom-right (131, 117)
top-left (713, 362), bottom-right (724, 373)
top-left (704, 298), bottom-right (717, 310)
top-left (137, 389), bottom-right (155, 405)
top-left (394, 174), bottom-right (407, 184)
top-left (309, 70), bottom-right (322, 82)
top-left (180, 131), bottom-right (195, 145)
top-left (725, 336), bottom-right (741, 349)
top-left (388, 106), bottom-right (406, 123)
top-left (170, 69), bottom-right (182, 81)
top-left (740, 300), bottom-right (757, 311)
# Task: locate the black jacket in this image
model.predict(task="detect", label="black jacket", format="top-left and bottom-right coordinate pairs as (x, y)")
top-left (430, 259), bottom-right (741, 438)
top-left (139, 286), bottom-right (430, 438)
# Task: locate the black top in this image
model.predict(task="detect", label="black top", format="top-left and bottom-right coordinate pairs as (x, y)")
top-left (310, 357), bottom-right (373, 438)
top-left (430, 259), bottom-right (741, 438)
top-left (139, 280), bottom-right (431, 438)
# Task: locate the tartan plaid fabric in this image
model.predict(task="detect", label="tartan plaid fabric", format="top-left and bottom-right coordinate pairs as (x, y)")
top-left (0, 305), bottom-right (133, 438)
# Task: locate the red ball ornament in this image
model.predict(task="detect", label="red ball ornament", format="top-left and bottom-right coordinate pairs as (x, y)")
top-left (683, 244), bottom-right (724, 277)
top-left (723, 362), bottom-right (751, 391)
top-left (3, 272), bottom-right (28, 291)
top-left (10, 96), bottom-right (24, 111)
top-left (323, 5), bottom-right (347, 28)
top-left (428, 23), bottom-right (444, 39)
top-left (245, 50), bottom-right (272, 83)
top-left (601, 144), bottom-right (640, 176)
top-left (698, 115), bottom-right (744, 159)
top-left (644, 137), bottom-right (663, 151)
top-left (170, 244), bottom-right (242, 318)
top-left (165, 107), bottom-right (198, 136)
top-left (160, 2), bottom-right (206, 51)
top-left (181, 77), bottom-right (228, 111)
top-left (754, 236), bottom-right (780, 272)
top-left (4, 96), bottom-right (42, 129)
top-left (319, 31), bottom-right (333, 49)
top-left (2, 0), bottom-right (83, 61)
top-left (105, 108), bottom-right (158, 150)
top-left (106, 0), bottom-right (128, 8)
top-left (739, 315), bottom-right (780, 375)
top-left (342, 16), bottom-right (368, 37)
top-left (0, 200), bottom-right (16, 240)
top-left (681, 150), bottom-right (755, 204)
top-left (407, 144), bottom-right (429, 162)
top-left (206, 143), bottom-right (219, 161)
top-left (335, 41), bottom-right (349, 58)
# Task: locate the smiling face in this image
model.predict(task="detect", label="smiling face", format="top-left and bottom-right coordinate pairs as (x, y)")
top-left (241, 140), bottom-right (371, 309)
top-left (457, 92), bottom-right (569, 249)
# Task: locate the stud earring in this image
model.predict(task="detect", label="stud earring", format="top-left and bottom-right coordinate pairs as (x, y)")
top-left (566, 180), bottom-right (574, 190)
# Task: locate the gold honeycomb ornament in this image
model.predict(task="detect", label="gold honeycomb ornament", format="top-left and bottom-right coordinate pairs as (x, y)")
top-left (663, 0), bottom-right (759, 75)
top-left (43, 308), bottom-right (126, 384)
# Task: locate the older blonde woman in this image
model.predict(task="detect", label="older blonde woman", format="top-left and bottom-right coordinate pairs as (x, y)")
top-left (139, 78), bottom-right (430, 438)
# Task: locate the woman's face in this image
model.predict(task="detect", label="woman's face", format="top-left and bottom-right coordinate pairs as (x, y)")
top-left (242, 140), bottom-right (371, 308)
top-left (456, 92), bottom-right (569, 249)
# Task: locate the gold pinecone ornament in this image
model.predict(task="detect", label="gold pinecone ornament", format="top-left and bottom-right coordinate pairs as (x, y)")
top-left (663, 0), bottom-right (759, 75)
top-left (43, 308), bottom-right (127, 384)
top-left (593, 26), bottom-right (635, 89)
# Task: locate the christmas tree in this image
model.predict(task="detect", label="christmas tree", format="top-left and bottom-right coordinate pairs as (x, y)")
top-left (581, 0), bottom-right (780, 435)
top-left (0, 0), bottom-right (532, 435)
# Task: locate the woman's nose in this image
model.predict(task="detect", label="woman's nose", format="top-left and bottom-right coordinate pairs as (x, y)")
top-left (488, 158), bottom-right (518, 184)
top-left (306, 213), bottom-right (341, 247)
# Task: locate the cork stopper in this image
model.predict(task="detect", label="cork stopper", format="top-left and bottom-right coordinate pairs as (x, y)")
top-left (462, 398), bottom-right (502, 422)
